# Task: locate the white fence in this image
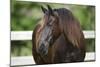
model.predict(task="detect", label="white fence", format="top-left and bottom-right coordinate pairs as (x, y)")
top-left (11, 31), bottom-right (95, 40)
top-left (11, 31), bottom-right (95, 66)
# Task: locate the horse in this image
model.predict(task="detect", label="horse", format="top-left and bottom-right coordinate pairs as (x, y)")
top-left (32, 5), bottom-right (86, 64)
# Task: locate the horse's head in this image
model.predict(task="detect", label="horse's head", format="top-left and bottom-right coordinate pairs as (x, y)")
top-left (37, 5), bottom-right (61, 55)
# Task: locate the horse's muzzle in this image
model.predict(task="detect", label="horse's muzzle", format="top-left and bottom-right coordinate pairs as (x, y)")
top-left (38, 43), bottom-right (48, 55)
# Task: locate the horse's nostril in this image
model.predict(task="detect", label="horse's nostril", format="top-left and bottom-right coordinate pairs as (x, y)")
top-left (40, 43), bottom-right (45, 49)
top-left (38, 43), bottom-right (48, 55)
top-left (39, 43), bottom-right (45, 51)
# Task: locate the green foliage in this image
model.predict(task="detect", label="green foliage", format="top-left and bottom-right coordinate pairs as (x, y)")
top-left (71, 6), bottom-right (95, 30)
top-left (11, 41), bottom-right (32, 56)
top-left (11, 0), bottom-right (95, 56)
top-left (86, 39), bottom-right (95, 52)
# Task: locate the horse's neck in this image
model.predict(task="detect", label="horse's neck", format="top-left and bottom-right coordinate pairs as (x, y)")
top-left (54, 34), bottom-right (66, 44)
top-left (47, 34), bottom-right (72, 63)
top-left (52, 33), bottom-right (73, 53)
top-left (52, 34), bottom-right (67, 51)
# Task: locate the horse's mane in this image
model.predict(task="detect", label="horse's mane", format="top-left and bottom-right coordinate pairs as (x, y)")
top-left (54, 8), bottom-right (85, 50)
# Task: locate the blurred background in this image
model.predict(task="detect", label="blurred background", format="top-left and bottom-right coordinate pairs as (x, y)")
top-left (11, 0), bottom-right (95, 57)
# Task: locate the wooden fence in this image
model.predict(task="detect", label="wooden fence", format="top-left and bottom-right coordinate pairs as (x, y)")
top-left (11, 31), bottom-right (95, 66)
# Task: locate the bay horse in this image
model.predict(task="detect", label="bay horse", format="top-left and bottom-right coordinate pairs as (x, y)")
top-left (32, 5), bottom-right (86, 64)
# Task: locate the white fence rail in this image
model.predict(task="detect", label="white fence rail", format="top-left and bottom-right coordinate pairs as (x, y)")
top-left (11, 52), bottom-right (95, 66)
top-left (11, 31), bottom-right (95, 40)
top-left (11, 31), bottom-right (95, 66)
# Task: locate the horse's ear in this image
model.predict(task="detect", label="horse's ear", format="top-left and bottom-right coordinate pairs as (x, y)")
top-left (47, 5), bottom-right (54, 16)
top-left (41, 6), bottom-right (47, 13)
